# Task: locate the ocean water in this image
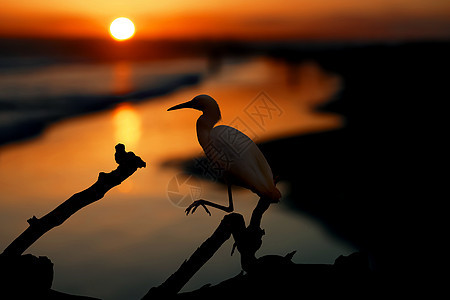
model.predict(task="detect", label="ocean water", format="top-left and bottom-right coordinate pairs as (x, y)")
top-left (0, 54), bottom-right (355, 299)
top-left (0, 57), bottom-right (208, 145)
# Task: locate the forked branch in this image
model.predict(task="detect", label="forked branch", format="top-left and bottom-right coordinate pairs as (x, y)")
top-left (143, 198), bottom-right (272, 298)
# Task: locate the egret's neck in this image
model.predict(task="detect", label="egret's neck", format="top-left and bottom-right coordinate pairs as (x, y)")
top-left (196, 111), bottom-right (220, 149)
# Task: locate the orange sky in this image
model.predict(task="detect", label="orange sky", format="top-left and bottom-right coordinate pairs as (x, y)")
top-left (1, 0), bottom-right (449, 40)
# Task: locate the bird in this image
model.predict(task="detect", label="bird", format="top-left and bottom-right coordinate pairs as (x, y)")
top-left (167, 94), bottom-right (281, 215)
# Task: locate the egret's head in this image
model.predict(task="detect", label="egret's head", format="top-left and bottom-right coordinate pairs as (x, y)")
top-left (167, 94), bottom-right (221, 118)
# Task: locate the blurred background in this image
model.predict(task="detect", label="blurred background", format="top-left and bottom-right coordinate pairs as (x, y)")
top-left (1, 1), bottom-right (449, 298)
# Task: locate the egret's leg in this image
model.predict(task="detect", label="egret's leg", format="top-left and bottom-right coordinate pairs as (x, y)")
top-left (185, 184), bottom-right (234, 215)
top-left (226, 184), bottom-right (234, 212)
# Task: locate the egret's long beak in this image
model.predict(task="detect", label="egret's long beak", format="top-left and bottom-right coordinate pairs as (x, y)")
top-left (167, 101), bottom-right (193, 111)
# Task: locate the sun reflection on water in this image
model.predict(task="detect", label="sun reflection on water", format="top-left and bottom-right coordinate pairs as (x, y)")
top-left (113, 102), bottom-right (141, 149)
top-left (113, 61), bottom-right (133, 95)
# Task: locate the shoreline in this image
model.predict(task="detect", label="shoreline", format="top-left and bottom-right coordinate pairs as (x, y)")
top-left (0, 67), bottom-right (205, 146)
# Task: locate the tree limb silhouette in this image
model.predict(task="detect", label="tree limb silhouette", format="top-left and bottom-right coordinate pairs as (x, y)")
top-left (144, 195), bottom-right (372, 298)
top-left (143, 214), bottom-right (238, 298)
top-left (1, 144), bottom-right (146, 257)
top-left (143, 198), bottom-right (272, 298)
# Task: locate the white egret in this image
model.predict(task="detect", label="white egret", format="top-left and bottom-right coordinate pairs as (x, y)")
top-left (168, 94), bottom-right (281, 215)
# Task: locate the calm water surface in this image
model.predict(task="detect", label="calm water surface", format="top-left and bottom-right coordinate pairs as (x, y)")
top-left (0, 57), bottom-right (354, 299)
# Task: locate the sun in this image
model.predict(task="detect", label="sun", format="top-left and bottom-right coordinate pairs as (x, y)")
top-left (110, 17), bottom-right (135, 41)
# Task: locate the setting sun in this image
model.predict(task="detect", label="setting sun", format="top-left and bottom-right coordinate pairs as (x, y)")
top-left (110, 17), bottom-right (135, 41)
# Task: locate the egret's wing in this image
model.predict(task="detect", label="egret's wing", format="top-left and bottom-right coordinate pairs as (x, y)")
top-left (204, 125), bottom-right (246, 176)
top-left (209, 125), bottom-right (275, 195)
top-left (209, 125), bottom-right (253, 159)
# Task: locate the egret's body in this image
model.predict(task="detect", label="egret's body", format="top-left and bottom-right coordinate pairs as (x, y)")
top-left (168, 95), bottom-right (281, 215)
top-left (207, 125), bottom-right (278, 199)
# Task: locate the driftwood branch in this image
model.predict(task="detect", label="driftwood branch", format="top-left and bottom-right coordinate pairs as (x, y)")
top-left (143, 214), bottom-right (238, 298)
top-left (143, 198), bottom-right (272, 298)
top-left (145, 194), bottom-right (372, 298)
top-left (1, 144), bottom-right (146, 257)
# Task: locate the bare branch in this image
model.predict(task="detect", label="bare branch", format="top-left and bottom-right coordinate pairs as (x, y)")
top-left (143, 198), bottom-right (272, 298)
top-left (1, 144), bottom-right (146, 257)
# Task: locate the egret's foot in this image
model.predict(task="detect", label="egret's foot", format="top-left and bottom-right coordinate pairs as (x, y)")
top-left (185, 200), bottom-right (212, 216)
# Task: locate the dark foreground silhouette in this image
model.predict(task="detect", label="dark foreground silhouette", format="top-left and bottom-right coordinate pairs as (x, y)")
top-left (145, 198), bottom-right (373, 299)
top-left (0, 144), bottom-right (372, 299)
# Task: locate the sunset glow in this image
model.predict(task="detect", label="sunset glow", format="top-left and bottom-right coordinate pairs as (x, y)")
top-left (110, 17), bottom-right (135, 41)
top-left (0, 0), bottom-right (449, 40)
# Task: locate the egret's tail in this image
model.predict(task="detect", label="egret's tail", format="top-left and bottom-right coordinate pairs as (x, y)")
top-left (267, 186), bottom-right (281, 203)
top-left (269, 175), bottom-right (282, 203)
top-left (273, 175), bottom-right (281, 185)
